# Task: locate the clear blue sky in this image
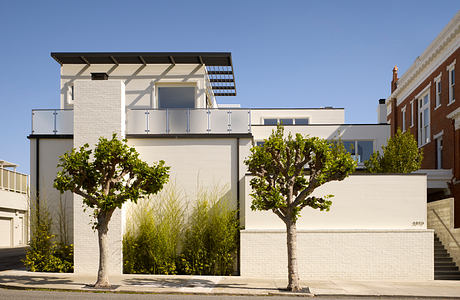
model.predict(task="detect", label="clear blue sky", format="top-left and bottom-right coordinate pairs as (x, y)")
top-left (0, 0), bottom-right (458, 173)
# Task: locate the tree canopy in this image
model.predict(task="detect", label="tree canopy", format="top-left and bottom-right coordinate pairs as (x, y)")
top-left (244, 126), bottom-right (356, 291)
top-left (54, 134), bottom-right (169, 287)
top-left (364, 129), bottom-right (423, 173)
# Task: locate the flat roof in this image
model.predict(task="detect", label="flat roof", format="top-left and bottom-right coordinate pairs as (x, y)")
top-left (51, 52), bottom-right (236, 96)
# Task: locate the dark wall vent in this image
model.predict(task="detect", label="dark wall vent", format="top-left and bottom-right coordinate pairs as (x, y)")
top-left (91, 73), bottom-right (109, 80)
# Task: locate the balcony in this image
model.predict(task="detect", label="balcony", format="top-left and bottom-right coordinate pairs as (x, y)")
top-left (31, 109), bottom-right (251, 135)
top-left (0, 168), bottom-right (28, 194)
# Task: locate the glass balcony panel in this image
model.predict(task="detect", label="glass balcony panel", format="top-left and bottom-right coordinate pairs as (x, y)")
top-left (55, 110), bottom-right (73, 134)
top-left (168, 110), bottom-right (188, 134)
top-left (209, 110), bottom-right (229, 133)
top-left (149, 110), bottom-right (167, 134)
top-left (32, 110), bottom-right (55, 134)
top-left (127, 110), bottom-right (148, 134)
top-left (189, 110), bottom-right (209, 133)
top-left (230, 110), bottom-right (250, 133)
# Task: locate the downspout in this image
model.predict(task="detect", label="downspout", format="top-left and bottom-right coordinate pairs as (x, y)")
top-left (236, 137), bottom-right (240, 275)
top-left (36, 138), bottom-right (40, 217)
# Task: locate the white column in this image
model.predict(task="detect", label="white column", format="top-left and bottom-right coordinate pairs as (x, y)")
top-left (73, 80), bottom-right (125, 275)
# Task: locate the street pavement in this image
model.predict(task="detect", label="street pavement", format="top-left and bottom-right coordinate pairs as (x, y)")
top-left (0, 288), bottom-right (454, 300)
top-left (1, 270), bottom-right (460, 298)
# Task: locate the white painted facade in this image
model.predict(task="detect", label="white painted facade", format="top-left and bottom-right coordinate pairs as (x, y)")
top-left (0, 161), bottom-right (29, 248)
top-left (29, 52), bottom-right (432, 280)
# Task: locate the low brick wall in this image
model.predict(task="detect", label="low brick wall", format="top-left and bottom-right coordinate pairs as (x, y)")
top-left (427, 198), bottom-right (460, 267)
top-left (240, 229), bottom-right (434, 280)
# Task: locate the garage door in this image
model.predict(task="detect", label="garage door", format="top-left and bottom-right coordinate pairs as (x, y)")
top-left (0, 218), bottom-right (12, 247)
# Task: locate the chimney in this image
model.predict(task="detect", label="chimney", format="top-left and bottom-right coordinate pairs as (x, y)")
top-left (377, 99), bottom-right (387, 124)
top-left (391, 65), bottom-right (398, 93)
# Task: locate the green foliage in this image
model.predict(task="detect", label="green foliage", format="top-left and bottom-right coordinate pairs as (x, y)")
top-left (54, 134), bottom-right (170, 228)
top-left (123, 186), bottom-right (239, 275)
top-left (244, 125), bottom-right (356, 223)
top-left (123, 187), bottom-right (184, 274)
top-left (23, 206), bottom-right (73, 273)
top-left (180, 189), bottom-right (239, 275)
top-left (364, 128), bottom-right (423, 173)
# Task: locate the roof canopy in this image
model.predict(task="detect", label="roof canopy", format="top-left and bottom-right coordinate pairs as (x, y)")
top-left (51, 52), bottom-right (236, 96)
top-left (0, 160), bottom-right (18, 168)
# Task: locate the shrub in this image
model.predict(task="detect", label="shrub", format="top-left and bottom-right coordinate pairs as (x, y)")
top-left (123, 186), bottom-right (239, 275)
top-left (23, 204), bottom-right (73, 273)
top-left (123, 187), bottom-right (184, 274)
top-left (179, 189), bottom-right (239, 275)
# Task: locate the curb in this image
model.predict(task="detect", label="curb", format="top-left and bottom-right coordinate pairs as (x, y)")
top-left (3, 283), bottom-right (460, 298)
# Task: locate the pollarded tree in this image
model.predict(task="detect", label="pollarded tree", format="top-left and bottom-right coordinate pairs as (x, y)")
top-left (244, 126), bottom-right (356, 292)
top-left (54, 134), bottom-right (169, 288)
top-left (364, 128), bottom-right (423, 173)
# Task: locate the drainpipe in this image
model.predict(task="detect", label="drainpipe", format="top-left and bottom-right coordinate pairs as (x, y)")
top-left (236, 137), bottom-right (240, 275)
top-left (36, 138), bottom-right (40, 218)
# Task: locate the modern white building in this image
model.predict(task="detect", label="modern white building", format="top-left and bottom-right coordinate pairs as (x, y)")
top-left (0, 160), bottom-right (29, 248)
top-left (29, 52), bottom-right (433, 280)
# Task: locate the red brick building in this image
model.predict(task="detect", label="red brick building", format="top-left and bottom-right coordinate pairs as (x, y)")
top-left (386, 12), bottom-right (460, 226)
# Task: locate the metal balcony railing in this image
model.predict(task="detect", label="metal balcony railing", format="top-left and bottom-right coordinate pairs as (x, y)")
top-left (31, 109), bottom-right (252, 135)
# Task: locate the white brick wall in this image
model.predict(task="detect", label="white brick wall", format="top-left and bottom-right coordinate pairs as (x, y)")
top-left (73, 80), bottom-right (125, 275)
top-left (240, 229), bottom-right (434, 280)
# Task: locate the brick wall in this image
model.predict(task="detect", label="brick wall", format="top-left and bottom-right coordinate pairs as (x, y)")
top-left (240, 229), bottom-right (433, 280)
top-left (388, 48), bottom-right (459, 171)
top-left (73, 80), bottom-right (125, 275)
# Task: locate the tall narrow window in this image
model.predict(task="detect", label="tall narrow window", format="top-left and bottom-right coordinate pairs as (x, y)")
top-left (436, 136), bottom-right (443, 169)
top-left (435, 74), bottom-right (441, 108)
top-left (449, 69), bottom-right (455, 104)
top-left (447, 60), bottom-right (456, 105)
top-left (410, 100), bottom-right (414, 127)
top-left (418, 93), bottom-right (430, 146)
top-left (401, 106), bottom-right (406, 132)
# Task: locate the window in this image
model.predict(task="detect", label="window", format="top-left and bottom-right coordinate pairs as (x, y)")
top-left (436, 136), bottom-right (443, 169)
top-left (263, 118), bottom-right (277, 125)
top-left (418, 92), bottom-right (430, 146)
top-left (435, 74), bottom-right (442, 108)
top-left (263, 118), bottom-right (309, 125)
top-left (401, 106), bottom-right (406, 132)
top-left (294, 118), bottom-right (309, 125)
top-left (447, 60), bottom-right (456, 105)
top-left (342, 140), bottom-right (374, 163)
top-left (410, 100), bottom-right (414, 127)
top-left (279, 118), bottom-right (293, 125)
top-left (256, 141), bottom-right (265, 147)
top-left (71, 85), bottom-right (74, 101)
top-left (158, 86), bottom-right (195, 109)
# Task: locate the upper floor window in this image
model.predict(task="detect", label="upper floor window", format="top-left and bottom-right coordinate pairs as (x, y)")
top-left (263, 118), bottom-right (309, 125)
top-left (401, 106), bottom-right (406, 132)
top-left (410, 100), bottom-right (414, 127)
top-left (342, 140), bottom-right (374, 164)
top-left (434, 131), bottom-right (443, 169)
top-left (158, 86), bottom-right (195, 109)
top-left (447, 60), bottom-right (456, 105)
top-left (434, 73), bottom-right (442, 108)
top-left (418, 92), bottom-right (430, 146)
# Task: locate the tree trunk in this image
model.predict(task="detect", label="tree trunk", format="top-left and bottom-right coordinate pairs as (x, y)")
top-left (94, 213), bottom-right (111, 288)
top-left (286, 220), bottom-right (301, 292)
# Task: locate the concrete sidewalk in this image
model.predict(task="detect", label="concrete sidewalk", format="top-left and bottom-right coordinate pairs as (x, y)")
top-left (1, 270), bottom-right (460, 298)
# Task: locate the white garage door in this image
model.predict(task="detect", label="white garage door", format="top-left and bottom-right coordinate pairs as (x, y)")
top-left (0, 217), bottom-right (12, 247)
